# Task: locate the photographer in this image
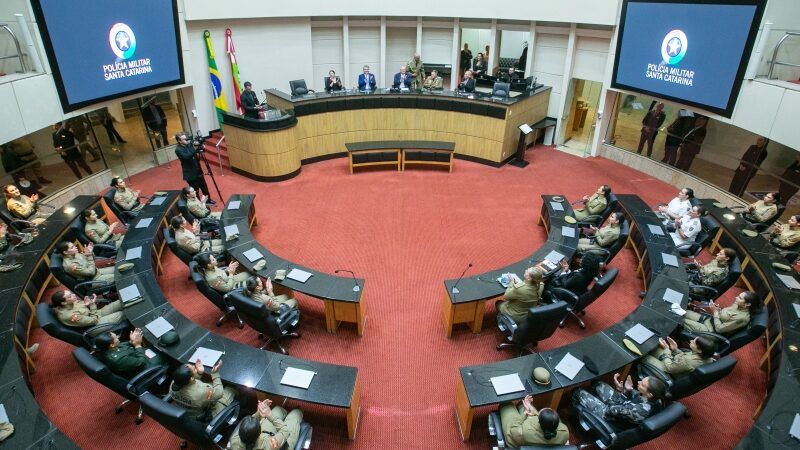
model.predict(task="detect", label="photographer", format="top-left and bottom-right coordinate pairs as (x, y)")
top-left (174, 132), bottom-right (215, 204)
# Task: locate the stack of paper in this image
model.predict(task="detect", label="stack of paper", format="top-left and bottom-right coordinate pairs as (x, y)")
top-left (661, 253), bottom-right (679, 267)
top-left (544, 250), bottom-right (565, 264)
top-left (670, 303), bottom-right (687, 316)
top-left (561, 227), bottom-right (576, 238)
top-left (150, 196), bottom-right (166, 206)
top-left (119, 284), bottom-right (142, 304)
top-left (243, 248), bottom-right (264, 262)
top-left (777, 274), bottom-right (800, 290)
top-left (550, 202), bottom-right (564, 211)
top-left (280, 367), bottom-right (316, 389)
top-left (554, 352), bottom-right (584, 380)
top-left (490, 373), bottom-right (525, 395)
top-left (647, 224), bottom-right (665, 236)
top-left (223, 224), bottom-right (240, 236)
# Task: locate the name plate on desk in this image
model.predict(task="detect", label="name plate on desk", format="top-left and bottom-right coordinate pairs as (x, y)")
top-left (550, 201), bottom-right (564, 211)
top-left (227, 200), bottom-right (241, 210)
top-left (287, 268), bottom-right (313, 283)
top-left (490, 373), bottom-right (525, 396)
top-left (150, 196), bottom-right (166, 206)
top-left (561, 226), bottom-right (576, 238)
top-left (280, 367), bottom-right (315, 389)
top-left (647, 224), bottom-right (665, 236)
top-left (661, 253), bottom-right (679, 267)
top-left (125, 246), bottom-right (142, 261)
top-left (554, 352), bottom-right (584, 380)
top-left (135, 217), bottom-right (153, 228)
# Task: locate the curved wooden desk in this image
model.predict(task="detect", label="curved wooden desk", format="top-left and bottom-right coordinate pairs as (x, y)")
top-left (221, 111), bottom-right (301, 182)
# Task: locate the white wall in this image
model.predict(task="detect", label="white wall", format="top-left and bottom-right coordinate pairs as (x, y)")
top-left (348, 26), bottom-right (381, 88)
top-left (421, 27), bottom-right (452, 65)
top-left (572, 36), bottom-right (609, 83)
top-left (533, 33), bottom-right (569, 117)
top-left (499, 30), bottom-right (527, 59)
top-left (386, 27), bottom-right (416, 84)
top-left (311, 27), bottom-right (344, 92)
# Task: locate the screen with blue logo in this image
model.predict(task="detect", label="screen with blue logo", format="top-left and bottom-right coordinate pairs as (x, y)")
top-left (612, 0), bottom-right (764, 117)
top-left (32, 0), bottom-right (183, 112)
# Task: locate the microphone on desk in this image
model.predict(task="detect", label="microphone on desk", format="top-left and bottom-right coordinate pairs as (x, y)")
top-left (451, 263), bottom-right (473, 294)
top-left (334, 269), bottom-right (360, 292)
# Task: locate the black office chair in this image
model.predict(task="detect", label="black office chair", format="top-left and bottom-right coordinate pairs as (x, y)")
top-left (491, 82), bottom-right (510, 99)
top-left (638, 355), bottom-right (737, 401)
top-left (70, 216), bottom-right (118, 259)
top-left (229, 415), bottom-right (313, 450)
top-left (289, 80), bottom-right (314, 96)
top-left (580, 220), bottom-right (629, 265)
top-left (678, 306), bottom-right (767, 357)
top-left (177, 198), bottom-right (220, 233)
top-left (103, 188), bottom-right (139, 225)
top-left (0, 201), bottom-right (39, 233)
top-left (138, 391), bottom-right (240, 449)
top-left (36, 302), bottom-right (87, 348)
top-left (225, 290), bottom-right (300, 354)
top-left (687, 257), bottom-right (742, 303)
top-left (188, 261), bottom-right (243, 328)
top-left (163, 228), bottom-right (195, 267)
top-left (576, 400), bottom-right (686, 449)
top-left (496, 301), bottom-right (568, 354)
top-left (676, 215), bottom-right (719, 259)
top-left (576, 193), bottom-right (619, 228)
top-left (742, 203), bottom-right (785, 232)
top-left (73, 348), bottom-right (168, 424)
top-left (488, 411), bottom-right (577, 450)
top-left (49, 249), bottom-right (116, 297)
top-left (551, 268), bottom-right (618, 329)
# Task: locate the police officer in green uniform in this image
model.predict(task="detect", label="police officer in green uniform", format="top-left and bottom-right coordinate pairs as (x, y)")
top-left (497, 266), bottom-right (545, 323)
top-left (687, 248), bottom-right (735, 289)
top-left (110, 177), bottom-right (144, 214)
top-left (51, 290), bottom-right (124, 327)
top-left (743, 192), bottom-right (779, 224)
top-left (408, 53), bottom-right (425, 91)
top-left (4, 184), bottom-right (48, 224)
top-left (170, 359), bottom-right (237, 419)
top-left (56, 241), bottom-right (115, 283)
top-left (182, 186), bottom-right (221, 220)
top-left (500, 398), bottom-right (569, 447)
top-left (578, 212), bottom-right (622, 253)
top-left (170, 216), bottom-right (224, 255)
top-left (682, 291), bottom-right (759, 334)
top-left (244, 276), bottom-right (298, 313)
top-left (642, 336), bottom-right (715, 376)
top-left (770, 215), bottom-right (800, 249)
top-left (197, 253), bottom-right (250, 293)
top-left (573, 185), bottom-right (611, 220)
top-left (95, 328), bottom-right (167, 379)
top-left (82, 209), bottom-right (123, 248)
top-left (229, 399), bottom-right (304, 450)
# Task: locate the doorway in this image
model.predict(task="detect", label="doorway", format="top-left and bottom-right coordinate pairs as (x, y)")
top-left (558, 78), bottom-right (602, 157)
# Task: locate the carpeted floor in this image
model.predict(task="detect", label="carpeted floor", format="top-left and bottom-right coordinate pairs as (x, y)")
top-left (30, 146), bottom-right (764, 449)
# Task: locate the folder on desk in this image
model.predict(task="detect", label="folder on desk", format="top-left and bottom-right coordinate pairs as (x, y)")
top-left (544, 250), bottom-right (565, 264)
top-left (661, 253), bottom-right (679, 267)
top-left (135, 217), bottom-right (153, 229)
top-left (228, 200), bottom-right (241, 210)
top-left (554, 352), bottom-right (584, 380)
top-left (561, 227), bottom-right (576, 238)
top-left (550, 201), bottom-right (564, 211)
top-left (150, 196), bottom-right (166, 206)
top-left (662, 288), bottom-right (683, 305)
top-left (119, 284), bottom-right (142, 305)
top-left (490, 373), bottom-right (525, 396)
top-left (189, 347), bottom-right (224, 368)
top-left (223, 224), bottom-right (239, 236)
top-left (625, 323), bottom-right (655, 345)
top-left (145, 317), bottom-right (174, 338)
top-left (125, 246), bottom-right (142, 261)
top-left (647, 224), bottom-right (665, 236)
top-left (280, 367), bottom-right (316, 389)
top-left (287, 268), bottom-right (313, 283)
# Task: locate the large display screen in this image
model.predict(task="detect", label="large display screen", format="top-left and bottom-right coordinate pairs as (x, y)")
top-left (612, 0), bottom-right (765, 117)
top-left (31, 0), bottom-right (184, 112)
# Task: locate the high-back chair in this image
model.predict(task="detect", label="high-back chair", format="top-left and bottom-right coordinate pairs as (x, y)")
top-left (496, 301), bottom-right (569, 354)
top-left (551, 268), bottom-right (619, 329)
top-left (225, 290), bottom-right (301, 354)
top-left (188, 261), bottom-right (243, 328)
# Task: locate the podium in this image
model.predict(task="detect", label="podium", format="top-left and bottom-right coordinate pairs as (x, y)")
top-left (509, 123), bottom-right (533, 168)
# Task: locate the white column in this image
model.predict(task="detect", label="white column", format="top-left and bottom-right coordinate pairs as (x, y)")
top-left (451, 19), bottom-right (460, 87)
top-left (590, 24), bottom-right (621, 156)
top-left (525, 21), bottom-right (536, 78)
top-left (554, 24), bottom-right (577, 145)
top-left (489, 19), bottom-right (499, 75)
top-left (416, 17), bottom-right (423, 55)
top-left (380, 16), bottom-right (387, 87)
top-left (343, 17), bottom-right (350, 87)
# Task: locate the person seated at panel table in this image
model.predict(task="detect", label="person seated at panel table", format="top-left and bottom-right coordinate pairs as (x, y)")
top-left (82, 209), bottom-right (124, 249)
top-left (240, 81), bottom-right (264, 120)
top-left (656, 187), bottom-right (694, 225)
top-left (685, 247), bottom-right (735, 291)
top-left (197, 252), bottom-right (250, 293)
top-left (244, 276), bottom-right (298, 314)
top-left (170, 215), bottom-right (224, 256)
top-left (577, 212), bottom-right (623, 253)
top-left (641, 336), bottom-right (715, 377)
top-left (496, 266), bottom-right (545, 324)
top-left (94, 328), bottom-right (168, 380)
top-left (572, 373), bottom-right (666, 426)
top-left (392, 65), bottom-right (412, 91)
top-left (357, 65), bottom-right (377, 91)
top-left (457, 70), bottom-right (476, 93)
top-left (423, 70), bottom-right (443, 90)
top-left (4, 184), bottom-right (49, 225)
top-left (182, 186), bottom-right (221, 221)
top-left (499, 398), bottom-right (569, 447)
top-left (169, 359), bottom-right (238, 420)
top-left (769, 214), bottom-right (800, 250)
top-left (324, 69), bottom-right (343, 93)
top-left (110, 176), bottom-right (144, 215)
top-left (499, 66), bottom-right (520, 84)
top-left (228, 399), bottom-right (304, 450)
top-left (56, 241), bottom-right (115, 283)
top-left (669, 205), bottom-right (703, 246)
top-left (682, 291), bottom-right (760, 335)
top-left (50, 289), bottom-right (124, 328)
top-left (543, 253), bottom-right (601, 301)
top-left (573, 184), bottom-right (611, 221)
top-left (743, 191), bottom-right (780, 224)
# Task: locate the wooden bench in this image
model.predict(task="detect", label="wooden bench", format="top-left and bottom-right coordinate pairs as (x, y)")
top-left (345, 141), bottom-right (455, 173)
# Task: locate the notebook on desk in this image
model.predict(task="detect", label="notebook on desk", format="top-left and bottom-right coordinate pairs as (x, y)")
top-left (647, 224), bottom-right (665, 236)
top-left (287, 268), bottom-right (313, 283)
top-left (490, 373), bottom-right (525, 396)
top-left (150, 196), bottom-right (166, 206)
top-left (661, 253), bottom-right (679, 267)
top-left (554, 352), bottom-right (584, 380)
top-left (662, 288), bottom-right (683, 305)
top-left (544, 250), bottom-right (565, 264)
top-left (561, 226), bottom-right (576, 238)
top-left (119, 284), bottom-right (143, 306)
top-left (189, 347), bottom-right (224, 368)
top-left (223, 224), bottom-right (239, 236)
top-left (625, 323), bottom-right (655, 345)
top-left (145, 317), bottom-right (174, 338)
top-left (550, 201), bottom-right (564, 211)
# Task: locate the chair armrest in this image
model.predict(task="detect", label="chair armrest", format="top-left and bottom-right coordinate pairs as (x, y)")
top-left (583, 248), bottom-right (610, 258)
top-left (206, 400), bottom-right (240, 444)
top-left (92, 243), bottom-right (117, 252)
top-left (276, 306), bottom-right (298, 324)
top-left (488, 412), bottom-right (506, 448)
top-left (74, 280), bottom-right (114, 296)
top-left (688, 284), bottom-right (718, 298)
top-left (127, 365), bottom-right (169, 396)
top-left (638, 361), bottom-right (675, 390)
top-left (677, 330), bottom-right (731, 357)
top-left (578, 408), bottom-right (616, 449)
top-left (497, 313), bottom-right (518, 334)
top-left (548, 287), bottom-right (580, 304)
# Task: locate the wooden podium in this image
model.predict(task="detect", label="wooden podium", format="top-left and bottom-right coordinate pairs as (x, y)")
top-left (509, 123), bottom-right (533, 168)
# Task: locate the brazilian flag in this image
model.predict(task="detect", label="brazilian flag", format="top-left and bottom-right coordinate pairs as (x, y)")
top-left (203, 30), bottom-right (227, 124)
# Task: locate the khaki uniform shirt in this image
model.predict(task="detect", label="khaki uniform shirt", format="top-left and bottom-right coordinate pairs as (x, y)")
top-left (187, 197), bottom-right (211, 219)
top-left (683, 305), bottom-right (750, 334)
top-left (423, 76), bottom-right (443, 89)
top-left (170, 372), bottom-right (225, 418)
top-left (228, 409), bottom-right (295, 450)
top-left (585, 193), bottom-right (608, 216)
top-left (500, 281), bottom-right (541, 323)
top-left (501, 405), bottom-right (569, 448)
top-left (249, 291), bottom-right (297, 314)
top-left (771, 226), bottom-right (800, 249)
top-left (646, 347), bottom-right (713, 376)
top-left (56, 300), bottom-right (101, 327)
top-left (176, 228), bottom-right (205, 254)
top-left (114, 188), bottom-right (142, 212)
top-left (204, 267), bottom-right (249, 293)
top-left (595, 223), bottom-right (620, 247)
top-left (85, 220), bottom-right (122, 247)
top-left (64, 253), bottom-right (97, 280)
top-left (747, 201), bottom-right (778, 223)
top-left (698, 260), bottom-right (728, 286)
top-left (6, 195), bottom-right (37, 219)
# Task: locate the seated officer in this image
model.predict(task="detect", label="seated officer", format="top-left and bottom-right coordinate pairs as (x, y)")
top-left (497, 266), bottom-right (545, 324)
top-left (578, 212), bottom-right (623, 253)
top-left (656, 187), bottom-right (693, 223)
top-left (229, 399), bottom-right (304, 450)
top-left (4, 184), bottom-right (48, 224)
top-left (51, 290), bottom-right (124, 328)
top-left (197, 253), bottom-right (250, 293)
top-left (769, 215), bottom-right (800, 249)
top-left (95, 328), bottom-right (167, 379)
top-left (170, 216), bottom-right (224, 255)
top-left (743, 192), bottom-right (780, 224)
top-left (573, 185), bottom-right (611, 220)
top-left (682, 291), bottom-right (760, 335)
top-left (572, 373), bottom-right (666, 426)
top-left (0, 223), bottom-right (8, 253)
top-left (545, 252), bottom-right (601, 299)
top-left (686, 248), bottom-right (735, 289)
top-left (244, 276), bottom-right (298, 313)
top-left (56, 241), bottom-right (115, 283)
top-left (181, 186), bottom-right (221, 220)
top-left (169, 359), bottom-right (237, 420)
top-left (110, 176), bottom-right (144, 214)
top-left (642, 336), bottom-right (715, 376)
top-left (500, 397), bottom-right (568, 447)
top-left (670, 205), bottom-right (703, 246)
top-left (423, 70), bottom-right (443, 89)
top-left (82, 209), bottom-right (124, 248)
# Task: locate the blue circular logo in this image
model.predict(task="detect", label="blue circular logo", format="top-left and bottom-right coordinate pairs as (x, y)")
top-left (109, 23), bottom-right (136, 60)
top-left (661, 30), bottom-right (687, 65)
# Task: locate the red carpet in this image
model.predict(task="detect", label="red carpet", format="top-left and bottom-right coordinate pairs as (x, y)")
top-left (30, 147), bottom-right (764, 449)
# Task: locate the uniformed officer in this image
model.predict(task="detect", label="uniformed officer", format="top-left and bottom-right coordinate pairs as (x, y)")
top-left (110, 177), bottom-right (144, 213)
top-left (51, 290), bottom-right (124, 328)
top-left (578, 212), bottom-right (623, 253)
top-left (682, 291), bottom-right (759, 334)
top-left (170, 216), bottom-right (224, 255)
top-left (169, 359), bottom-right (237, 419)
top-left (3, 184), bottom-right (48, 224)
top-left (0, 223), bottom-right (8, 253)
top-left (95, 328), bottom-right (167, 379)
top-left (670, 205), bottom-right (703, 245)
top-left (56, 241), bottom-right (115, 282)
top-left (657, 187), bottom-right (693, 223)
top-left (499, 398), bottom-right (569, 447)
top-left (770, 215), bottom-right (800, 249)
top-left (197, 253), bottom-right (250, 293)
top-left (229, 399), bottom-right (304, 450)
top-left (572, 373), bottom-right (666, 425)
top-left (82, 209), bottom-right (123, 248)
top-left (497, 266), bottom-right (545, 323)
top-left (244, 276), bottom-right (298, 313)
top-left (182, 186), bottom-right (221, 220)
top-left (422, 70), bottom-right (443, 90)
top-left (744, 192), bottom-right (779, 224)
top-left (687, 248), bottom-right (735, 288)
top-left (642, 336), bottom-right (715, 376)
top-left (573, 185), bottom-right (611, 220)
top-left (408, 53), bottom-right (425, 91)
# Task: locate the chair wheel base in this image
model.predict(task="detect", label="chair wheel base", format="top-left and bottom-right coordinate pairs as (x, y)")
top-left (135, 417), bottom-right (143, 425)
top-left (114, 406), bottom-right (123, 414)
top-left (180, 440), bottom-right (188, 449)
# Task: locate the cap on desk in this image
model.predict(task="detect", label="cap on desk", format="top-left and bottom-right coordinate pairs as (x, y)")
top-left (532, 367), bottom-right (551, 385)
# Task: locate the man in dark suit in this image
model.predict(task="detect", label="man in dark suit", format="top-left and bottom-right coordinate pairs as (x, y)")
top-left (358, 65), bottom-right (376, 91)
top-left (662, 111), bottom-right (694, 167)
top-left (240, 81), bottom-right (262, 120)
top-left (392, 65), bottom-right (412, 91)
top-left (675, 116), bottom-right (708, 172)
top-left (141, 100), bottom-right (169, 147)
top-left (636, 102), bottom-right (666, 157)
top-left (459, 43), bottom-right (473, 80)
top-left (457, 70), bottom-right (476, 93)
top-left (499, 67), bottom-right (519, 83)
top-left (52, 122), bottom-right (93, 180)
top-left (174, 132), bottom-right (214, 204)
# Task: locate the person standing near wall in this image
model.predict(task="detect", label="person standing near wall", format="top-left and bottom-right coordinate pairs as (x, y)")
top-left (778, 154), bottom-right (800, 205)
top-left (728, 136), bottom-right (769, 197)
top-left (661, 111), bottom-right (693, 167)
top-left (52, 122), bottom-right (93, 180)
top-left (174, 132), bottom-right (215, 204)
top-left (459, 43), bottom-right (472, 81)
top-left (636, 102), bottom-right (665, 157)
top-left (675, 116), bottom-right (708, 172)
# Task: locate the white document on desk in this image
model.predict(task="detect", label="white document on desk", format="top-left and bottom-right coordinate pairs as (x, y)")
top-left (150, 196), bottom-right (166, 206)
top-left (135, 217), bottom-right (153, 229)
top-left (662, 288), bottom-right (683, 305)
top-left (490, 373), bottom-right (525, 396)
top-left (287, 268), bottom-right (313, 283)
top-left (280, 367), bottom-right (316, 389)
top-left (625, 323), bottom-right (655, 345)
top-left (243, 248), bottom-right (263, 262)
top-left (661, 253), bottom-right (679, 267)
top-left (561, 227), bottom-right (576, 238)
top-left (227, 200), bottom-right (241, 210)
top-left (119, 284), bottom-right (141, 303)
top-left (0, 404), bottom-right (8, 424)
top-left (145, 349), bottom-right (157, 359)
top-left (777, 274), bottom-right (800, 290)
top-left (223, 224), bottom-right (239, 236)
top-left (544, 250), bottom-right (565, 264)
top-left (189, 347), bottom-right (223, 367)
top-left (670, 303), bottom-right (687, 316)
top-left (647, 224), bottom-right (665, 236)
top-left (790, 413), bottom-right (800, 440)
top-left (519, 124), bottom-right (533, 134)
top-left (554, 352), bottom-right (584, 380)
top-left (125, 246), bottom-right (142, 261)
top-left (145, 317), bottom-right (174, 338)
top-left (550, 201), bottom-right (564, 211)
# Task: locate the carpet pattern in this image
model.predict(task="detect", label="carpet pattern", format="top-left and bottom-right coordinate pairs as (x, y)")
top-left (30, 147), bottom-right (764, 449)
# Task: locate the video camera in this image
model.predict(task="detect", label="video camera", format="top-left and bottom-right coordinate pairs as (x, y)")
top-left (190, 132), bottom-right (207, 151)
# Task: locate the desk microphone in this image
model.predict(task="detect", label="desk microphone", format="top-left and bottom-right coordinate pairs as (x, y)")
top-left (452, 263), bottom-right (473, 294)
top-left (334, 269), bottom-right (360, 292)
